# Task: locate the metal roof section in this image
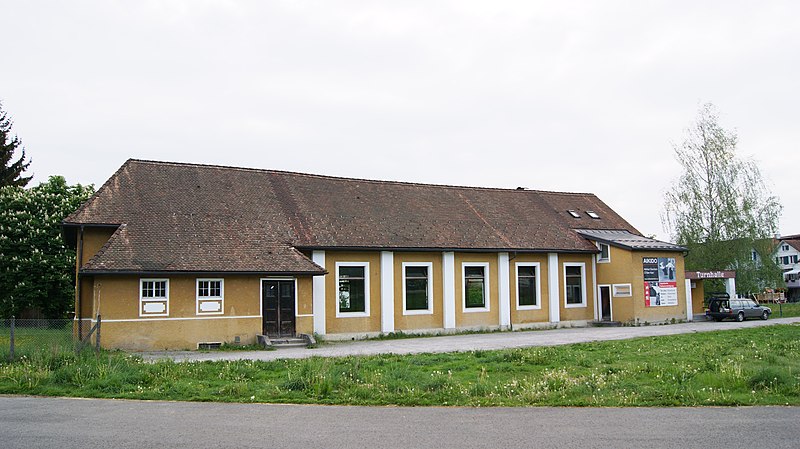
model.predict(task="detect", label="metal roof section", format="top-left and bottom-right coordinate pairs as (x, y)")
top-left (575, 229), bottom-right (687, 252)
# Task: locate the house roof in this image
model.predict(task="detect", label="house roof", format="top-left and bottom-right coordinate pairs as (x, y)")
top-left (64, 159), bottom-right (646, 274)
top-left (782, 238), bottom-right (800, 252)
top-left (575, 229), bottom-right (686, 252)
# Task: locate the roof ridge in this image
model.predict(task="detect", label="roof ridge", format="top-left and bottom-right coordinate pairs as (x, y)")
top-left (126, 158), bottom-right (599, 196)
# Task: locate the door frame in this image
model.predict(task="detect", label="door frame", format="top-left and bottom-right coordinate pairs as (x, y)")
top-left (260, 277), bottom-right (298, 336)
top-left (598, 284), bottom-right (612, 321)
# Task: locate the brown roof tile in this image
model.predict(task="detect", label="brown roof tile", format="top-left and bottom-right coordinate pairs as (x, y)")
top-left (65, 159), bottom-right (643, 273)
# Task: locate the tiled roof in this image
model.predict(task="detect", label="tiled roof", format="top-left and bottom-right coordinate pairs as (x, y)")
top-left (575, 229), bottom-right (687, 252)
top-left (65, 159), bottom-right (643, 273)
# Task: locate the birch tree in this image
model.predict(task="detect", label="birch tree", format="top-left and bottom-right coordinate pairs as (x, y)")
top-left (662, 103), bottom-right (783, 294)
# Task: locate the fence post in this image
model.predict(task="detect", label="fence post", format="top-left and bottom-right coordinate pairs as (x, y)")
top-left (95, 315), bottom-right (101, 353)
top-left (9, 316), bottom-right (14, 362)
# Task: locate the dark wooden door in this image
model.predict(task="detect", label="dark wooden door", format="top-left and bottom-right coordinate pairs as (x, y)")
top-left (600, 286), bottom-right (612, 321)
top-left (262, 280), bottom-right (296, 337)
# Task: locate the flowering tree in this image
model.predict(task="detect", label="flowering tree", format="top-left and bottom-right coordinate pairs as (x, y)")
top-left (662, 103), bottom-right (783, 295)
top-left (0, 176), bottom-right (94, 318)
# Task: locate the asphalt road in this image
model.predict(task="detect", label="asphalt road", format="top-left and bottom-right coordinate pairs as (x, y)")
top-left (1, 396), bottom-right (798, 449)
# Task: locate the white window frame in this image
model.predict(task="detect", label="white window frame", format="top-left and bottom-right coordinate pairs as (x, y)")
top-left (335, 262), bottom-right (370, 318)
top-left (597, 242), bottom-right (611, 263)
top-left (402, 262), bottom-right (434, 315)
top-left (563, 262), bottom-right (587, 308)
top-left (515, 262), bottom-right (541, 310)
top-left (139, 278), bottom-right (169, 317)
top-left (612, 283), bottom-right (632, 297)
top-left (462, 262), bottom-right (491, 313)
top-left (196, 278), bottom-right (224, 315)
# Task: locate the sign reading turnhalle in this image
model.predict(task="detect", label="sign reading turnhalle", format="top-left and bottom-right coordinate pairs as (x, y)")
top-left (643, 257), bottom-right (678, 307)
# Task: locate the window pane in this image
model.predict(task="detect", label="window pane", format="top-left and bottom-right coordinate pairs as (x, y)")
top-left (600, 244), bottom-right (609, 260)
top-left (339, 266), bottom-right (365, 279)
top-left (405, 266), bottom-right (428, 278)
top-left (518, 277), bottom-right (537, 306)
top-left (465, 278), bottom-right (485, 308)
top-left (465, 266), bottom-right (484, 278)
top-left (339, 278), bottom-right (365, 313)
top-left (518, 266), bottom-right (535, 277)
top-left (406, 278), bottom-right (428, 310)
top-left (566, 266), bottom-right (582, 304)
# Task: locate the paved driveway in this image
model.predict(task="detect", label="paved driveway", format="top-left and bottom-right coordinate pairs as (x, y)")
top-left (2, 396), bottom-right (799, 449)
top-left (140, 316), bottom-right (800, 362)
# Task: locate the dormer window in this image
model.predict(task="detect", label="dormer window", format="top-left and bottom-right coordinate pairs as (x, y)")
top-left (567, 210), bottom-right (581, 218)
top-left (586, 211), bottom-right (600, 219)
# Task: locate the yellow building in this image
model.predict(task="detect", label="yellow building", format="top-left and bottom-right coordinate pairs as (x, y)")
top-left (63, 159), bottom-right (689, 350)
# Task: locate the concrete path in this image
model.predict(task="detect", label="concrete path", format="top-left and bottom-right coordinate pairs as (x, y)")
top-left (2, 396), bottom-right (799, 449)
top-left (140, 316), bottom-right (800, 362)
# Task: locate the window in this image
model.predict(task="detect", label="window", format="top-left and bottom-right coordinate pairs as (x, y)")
top-left (140, 279), bottom-right (169, 317)
top-left (463, 263), bottom-right (490, 311)
top-left (586, 210), bottom-right (600, 219)
top-left (516, 263), bottom-right (540, 309)
top-left (597, 243), bottom-right (610, 263)
top-left (782, 256), bottom-right (790, 265)
top-left (782, 244), bottom-right (790, 251)
top-left (567, 210), bottom-right (581, 218)
top-left (792, 255), bottom-right (799, 264)
top-left (196, 279), bottom-right (224, 315)
top-left (403, 263), bottom-right (433, 314)
top-left (336, 262), bottom-right (369, 316)
top-left (564, 263), bottom-right (587, 307)
top-left (751, 250), bottom-right (758, 261)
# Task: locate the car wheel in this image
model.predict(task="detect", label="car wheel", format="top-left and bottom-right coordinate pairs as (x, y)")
top-left (761, 311), bottom-right (769, 320)
top-left (736, 311), bottom-right (745, 322)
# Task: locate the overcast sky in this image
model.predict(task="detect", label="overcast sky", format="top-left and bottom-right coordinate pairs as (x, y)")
top-left (2, 0), bottom-right (798, 241)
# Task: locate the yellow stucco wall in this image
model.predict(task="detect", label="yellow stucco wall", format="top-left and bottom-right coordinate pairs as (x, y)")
top-left (559, 254), bottom-right (595, 321)
top-left (296, 276), bottom-right (314, 335)
top-left (595, 244), bottom-right (637, 323)
top-left (691, 280), bottom-right (706, 315)
top-left (454, 252), bottom-right (499, 328)
top-left (393, 252), bottom-right (444, 331)
top-left (509, 253), bottom-right (550, 325)
top-left (87, 275), bottom-right (264, 350)
top-left (324, 251), bottom-right (382, 334)
top-left (101, 318), bottom-right (262, 351)
top-left (80, 227), bottom-right (117, 267)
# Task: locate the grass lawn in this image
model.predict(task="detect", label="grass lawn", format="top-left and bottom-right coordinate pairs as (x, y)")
top-left (1, 324), bottom-right (798, 407)
top-left (771, 302), bottom-right (800, 318)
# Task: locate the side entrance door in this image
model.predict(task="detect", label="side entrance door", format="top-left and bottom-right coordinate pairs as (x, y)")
top-left (261, 280), bottom-right (296, 337)
top-left (599, 285), bottom-right (612, 321)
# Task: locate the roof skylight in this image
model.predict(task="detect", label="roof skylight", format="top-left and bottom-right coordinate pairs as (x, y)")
top-left (586, 211), bottom-right (600, 219)
top-left (567, 210), bottom-right (581, 218)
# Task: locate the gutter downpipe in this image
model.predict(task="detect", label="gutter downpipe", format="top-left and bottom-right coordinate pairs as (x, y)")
top-left (76, 226), bottom-right (84, 339)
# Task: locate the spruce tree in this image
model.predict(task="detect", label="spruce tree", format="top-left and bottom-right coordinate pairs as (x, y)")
top-left (0, 102), bottom-right (32, 187)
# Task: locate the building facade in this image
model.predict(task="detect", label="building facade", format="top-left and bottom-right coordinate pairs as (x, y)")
top-left (64, 160), bottom-right (689, 350)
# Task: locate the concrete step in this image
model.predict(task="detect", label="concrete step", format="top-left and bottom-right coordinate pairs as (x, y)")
top-left (270, 337), bottom-right (309, 348)
top-left (591, 320), bottom-right (622, 327)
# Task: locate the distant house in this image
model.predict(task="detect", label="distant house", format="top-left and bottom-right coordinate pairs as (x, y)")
top-left (63, 159), bottom-right (689, 350)
top-left (775, 235), bottom-right (800, 300)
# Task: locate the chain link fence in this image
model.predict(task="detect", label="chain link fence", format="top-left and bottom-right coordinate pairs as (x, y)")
top-left (1, 316), bottom-right (101, 361)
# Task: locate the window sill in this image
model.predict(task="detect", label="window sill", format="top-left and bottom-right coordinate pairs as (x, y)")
top-left (463, 306), bottom-right (490, 313)
top-left (336, 311), bottom-right (370, 318)
top-left (564, 303), bottom-right (587, 308)
top-left (403, 309), bottom-right (434, 316)
top-left (516, 304), bottom-right (542, 311)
